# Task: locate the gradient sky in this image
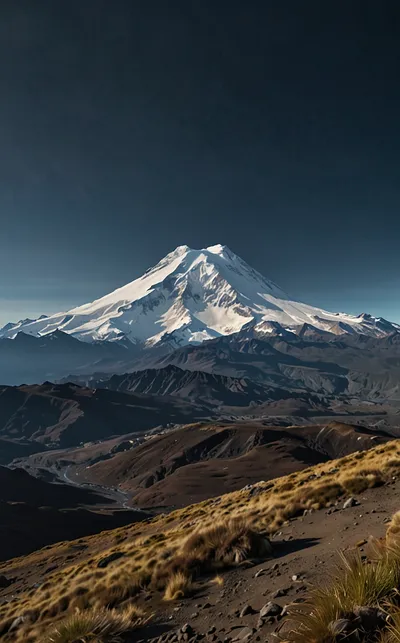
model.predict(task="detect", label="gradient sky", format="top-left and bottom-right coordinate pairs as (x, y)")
top-left (1, 1), bottom-right (400, 326)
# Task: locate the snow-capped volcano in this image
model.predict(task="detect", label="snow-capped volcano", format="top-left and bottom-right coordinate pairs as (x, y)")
top-left (1, 244), bottom-right (398, 345)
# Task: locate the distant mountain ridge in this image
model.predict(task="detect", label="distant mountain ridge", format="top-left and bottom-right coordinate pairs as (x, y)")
top-left (1, 244), bottom-right (398, 348)
top-left (61, 363), bottom-right (323, 408)
top-left (0, 382), bottom-right (211, 447)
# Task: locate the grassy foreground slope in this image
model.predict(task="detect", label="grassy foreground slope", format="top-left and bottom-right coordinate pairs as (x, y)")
top-left (1, 439), bottom-right (400, 641)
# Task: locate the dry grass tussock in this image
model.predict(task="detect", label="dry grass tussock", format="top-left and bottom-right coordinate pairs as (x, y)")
top-left (1, 439), bottom-right (400, 642)
top-left (285, 509), bottom-right (400, 642)
top-left (153, 518), bottom-right (272, 589)
top-left (163, 572), bottom-right (193, 601)
top-left (45, 604), bottom-right (145, 643)
top-left (387, 511), bottom-right (400, 547)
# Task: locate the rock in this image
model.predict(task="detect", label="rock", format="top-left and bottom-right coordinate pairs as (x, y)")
top-left (0, 575), bottom-right (12, 588)
top-left (272, 587), bottom-right (290, 598)
top-left (208, 627), bottom-right (217, 635)
top-left (202, 603), bottom-right (212, 610)
top-left (97, 551), bottom-right (124, 568)
top-left (343, 497), bottom-right (357, 510)
top-left (291, 575), bottom-right (298, 581)
top-left (256, 618), bottom-right (265, 630)
top-left (190, 613), bottom-right (199, 619)
top-left (254, 569), bottom-right (266, 578)
top-left (353, 605), bottom-right (387, 631)
top-left (259, 602), bottom-right (282, 618)
top-left (240, 605), bottom-right (254, 618)
top-left (328, 619), bottom-right (354, 635)
top-left (232, 627), bottom-right (255, 642)
top-left (182, 624), bottom-right (194, 635)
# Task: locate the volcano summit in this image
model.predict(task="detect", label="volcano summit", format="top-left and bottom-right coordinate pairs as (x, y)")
top-left (1, 244), bottom-right (398, 347)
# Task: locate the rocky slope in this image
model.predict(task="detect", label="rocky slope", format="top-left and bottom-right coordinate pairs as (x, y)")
top-left (2, 440), bottom-right (400, 642)
top-left (148, 330), bottom-right (400, 400)
top-left (62, 364), bottom-right (329, 409)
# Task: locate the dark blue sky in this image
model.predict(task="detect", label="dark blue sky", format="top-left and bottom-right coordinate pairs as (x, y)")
top-left (1, 1), bottom-right (400, 325)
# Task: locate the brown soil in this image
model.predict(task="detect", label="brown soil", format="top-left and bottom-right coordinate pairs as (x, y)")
top-left (70, 421), bottom-right (390, 508)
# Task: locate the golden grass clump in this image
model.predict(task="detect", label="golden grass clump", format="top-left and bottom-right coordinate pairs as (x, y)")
top-left (382, 607), bottom-right (400, 642)
top-left (286, 549), bottom-right (399, 642)
top-left (153, 518), bottom-right (272, 589)
top-left (181, 518), bottom-right (272, 565)
top-left (341, 469), bottom-right (385, 494)
top-left (45, 605), bottom-right (145, 643)
top-left (387, 511), bottom-right (400, 547)
top-left (163, 572), bottom-right (193, 601)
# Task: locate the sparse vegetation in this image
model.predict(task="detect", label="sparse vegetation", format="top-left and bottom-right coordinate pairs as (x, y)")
top-left (45, 605), bottom-right (145, 643)
top-left (285, 507), bottom-right (400, 642)
top-left (1, 439), bottom-right (400, 641)
top-left (286, 549), bottom-right (398, 641)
